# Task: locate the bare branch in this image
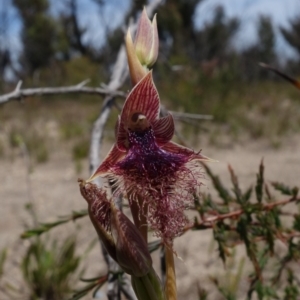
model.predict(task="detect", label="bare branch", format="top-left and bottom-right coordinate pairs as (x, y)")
top-left (170, 111), bottom-right (213, 121)
top-left (89, 45), bottom-right (128, 178)
top-left (146, 0), bottom-right (163, 15)
top-left (259, 63), bottom-right (300, 90)
top-left (89, 45), bottom-right (129, 299)
top-left (184, 196), bottom-right (300, 232)
top-left (16, 80), bottom-right (23, 91)
top-left (76, 79), bottom-right (90, 87)
top-left (0, 80), bottom-right (126, 104)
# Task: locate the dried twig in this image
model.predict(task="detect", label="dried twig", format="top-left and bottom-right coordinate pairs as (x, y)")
top-left (170, 111), bottom-right (213, 121)
top-left (185, 196), bottom-right (300, 231)
top-left (89, 45), bottom-right (128, 179)
top-left (90, 44), bottom-right (135, 300)
top-left (259, 63), bottom-right (300, 90)
top-left (229, 231), bottom-right (300, 247)
top-left (0, 80), bottom-right (126, 104)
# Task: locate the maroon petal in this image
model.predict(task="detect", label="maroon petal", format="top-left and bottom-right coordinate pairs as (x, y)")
top-left (88, 144), bottom-right (125, 181)
top-left (134, 8), bottom-right (158, 67)
top-left (153, 114), bottom-right (174, 145)
top-left (162, 141), bottom-right (214, 161)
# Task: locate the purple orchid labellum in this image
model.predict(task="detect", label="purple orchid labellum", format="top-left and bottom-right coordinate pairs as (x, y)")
top-left (88, 71), bottom-right (211, 241)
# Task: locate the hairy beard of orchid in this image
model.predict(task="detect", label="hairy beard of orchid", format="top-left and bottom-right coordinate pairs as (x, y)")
top-left (88, 71), bottom-right (210, 241)
top-left (112, 126), bottom-right (203, 240)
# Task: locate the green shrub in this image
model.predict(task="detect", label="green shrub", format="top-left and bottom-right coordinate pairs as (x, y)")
top-left (22, 236), bottom-right (81, 300)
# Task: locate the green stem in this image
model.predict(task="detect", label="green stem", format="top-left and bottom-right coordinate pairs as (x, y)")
top-left (132, 266), bottom-right (166, 300)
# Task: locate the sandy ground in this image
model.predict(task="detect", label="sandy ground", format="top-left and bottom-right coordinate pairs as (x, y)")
top-left (1, 134), bottom-right (300, 299)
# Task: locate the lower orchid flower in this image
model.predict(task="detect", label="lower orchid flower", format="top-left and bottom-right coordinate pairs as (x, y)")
top-left (79, 179), bottom-right (152, 277)
top-left (79, 179), bottom-right (166, 300)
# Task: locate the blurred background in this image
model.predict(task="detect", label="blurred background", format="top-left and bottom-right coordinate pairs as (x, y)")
top-left (1, 0), bottom-right (300, 145)
top-left (1, 0), bottom-right (300, 299)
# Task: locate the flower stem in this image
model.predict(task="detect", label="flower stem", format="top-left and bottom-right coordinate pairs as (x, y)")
top-left (129, 195), bottom-right (148, 242)
top-left (164, 243), bottom-right (177, 300)
top-left (132, 266), bottom-right (166, 300)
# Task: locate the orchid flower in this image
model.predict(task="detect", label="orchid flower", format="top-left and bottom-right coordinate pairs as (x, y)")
top-left (80, 8), bottom-right (212, 299)
top-left (87, 71), bottom-right (211, 243)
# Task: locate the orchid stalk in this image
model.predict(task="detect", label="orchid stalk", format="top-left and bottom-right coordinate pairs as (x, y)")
top-left (79, 8), bottom-right (211, 300)
top-left (124, 7), bottom-right (159, 242)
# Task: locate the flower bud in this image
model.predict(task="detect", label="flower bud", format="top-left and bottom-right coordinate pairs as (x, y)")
top-left (125, 7), bottom-right (159, 85)
top-left (125, 30), bottom-right (147, 86)
top-left (134, 8), bottom-right (158, 67)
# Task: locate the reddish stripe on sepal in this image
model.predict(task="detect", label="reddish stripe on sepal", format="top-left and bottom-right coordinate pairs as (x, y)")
top-left (116, 71), bottom-right (160, 150)
top-left (118, 71), bottom-right (159, 131)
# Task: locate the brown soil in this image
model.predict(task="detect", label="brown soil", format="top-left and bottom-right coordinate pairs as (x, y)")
top-left (1, 122), bottom-right (300, 299)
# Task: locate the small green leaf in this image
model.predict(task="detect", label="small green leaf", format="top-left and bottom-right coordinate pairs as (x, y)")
top-left (21, 210), bottom-right (88, 239)
top-left (271, 182), bottom-right (298, 197)
top-left (0, 248), bottom-right (7, 278)
top-left (228, 165), bottom-right (243, 204)
top-left (202, 163), bottom-right (232, 204)
top-left (255, 160), bottom-right (264, 203)
top-left (293, 215), bottom-right (300, 231)
top-left (243, 186), bottom-right (253, 202)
